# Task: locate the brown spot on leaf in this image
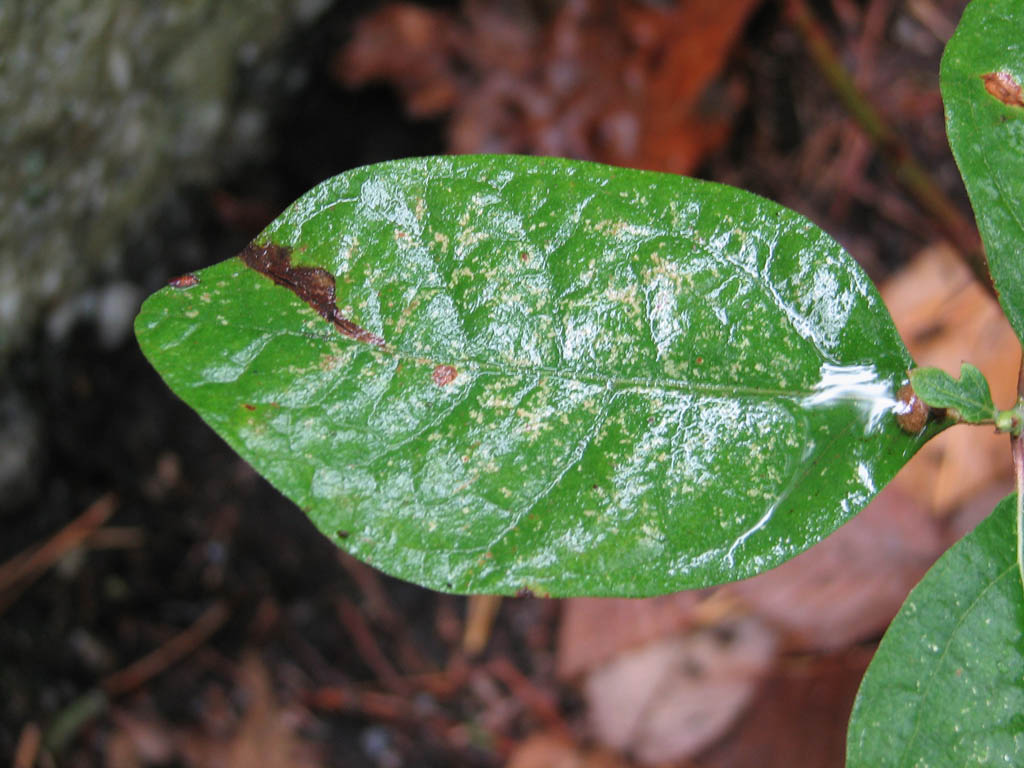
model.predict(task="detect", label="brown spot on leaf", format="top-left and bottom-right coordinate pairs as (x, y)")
top-left (168, 273), bottom-right (199, 288)
top-left (896, 383), bottom-right (929, 433)
top-left (242, 403), bottom-right (256, 411)
top-left (336, 529), bottom-right (350, 539)
top-left (239, 242), bottom-right (385, 347)
top-left (982, 71), bottom-right (1024, 108)
top-left (432, 364), bottom-right (457, 386)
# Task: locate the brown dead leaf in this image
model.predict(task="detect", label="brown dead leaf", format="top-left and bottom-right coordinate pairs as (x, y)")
top-left (583, 617), bottom-right (777, 765)
top-left (557, 591), bottom-right (705, 680)
top-left (224, 655), bottom-right (321, 768)
top-left (108, 654), bottom-right (324, 768)
top-left (108, 710), bottom-right (176, 767)
top-left (697, 648), bottom-right (873, 768)
top-left (723, 485), bottom-right (943, 651)
top-left (559, 486), bottom-right (943, 672)
top-left (340, 0), bottom-right (763, 175)
top-left (339, 4), bottom-right (462, 118)
top-left (882, 242), bottom-right (1017, 514)
top-left (507, 733), bottom-right (631, 768)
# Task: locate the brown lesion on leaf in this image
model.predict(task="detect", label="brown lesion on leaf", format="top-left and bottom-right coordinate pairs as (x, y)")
top-left (432, 364), bottom-right (458, 386)
top-left (240, 242), bottom-right (385, 347)
top-left (895, 382), bottom-right (929, 433)
top-left (168, 273), bottom-right (199, 288)
top-left (981, 71), bottom-right (1024, 108)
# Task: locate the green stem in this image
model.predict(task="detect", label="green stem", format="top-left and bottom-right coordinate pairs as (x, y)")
top-left (1014, 356), bottom-right (1024, 595)
top-left (994, 407), bottom-right (1024, 435)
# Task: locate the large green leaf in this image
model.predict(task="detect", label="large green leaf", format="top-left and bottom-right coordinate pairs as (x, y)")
top-left (135, 155), bottom-right (935, 597)
top-left (847, 494), bottom-right (1024, 766)
top-left (942, 0), bottom-right (1024, 340)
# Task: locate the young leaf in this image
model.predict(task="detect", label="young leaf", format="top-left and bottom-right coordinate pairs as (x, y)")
top-left (135, 155), bottom-right (937, 597)
top-left (941, 0), bottom-right (1024, 341)
top-left (908, 362), bottom-right (996, 423)
top-left (847, 494), bottom-right (1024, 766)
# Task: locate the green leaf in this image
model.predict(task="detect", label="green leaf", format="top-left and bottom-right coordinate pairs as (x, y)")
top-left (908, 362), bottom-right (996, 423)
top-left (135, 155), bottom-right (936, 597)
top-left (941, 0), bottom-right (1024, 341)
top-left (847, 494), bottom-right (1024, 766)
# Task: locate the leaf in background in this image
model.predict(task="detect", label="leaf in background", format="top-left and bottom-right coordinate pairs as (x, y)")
top-left (941, 0), bottom-right (1024, 341)
top-left (338, 0), bottom-right (762, 175)
top-left (847, 494), bottom-right (1024, 766)
top-left (135, 155), bottom-right (935, 597)
top-left (908, 362), bottom-right (996, 423)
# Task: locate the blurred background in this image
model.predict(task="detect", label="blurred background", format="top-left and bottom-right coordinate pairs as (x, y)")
top-left (1, 1), bottom-right (1014, 766)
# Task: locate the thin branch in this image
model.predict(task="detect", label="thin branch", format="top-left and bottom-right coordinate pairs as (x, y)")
top-left (463, 594), bottom-right (502, 656)
top-left (1013, 354), bottom-right (1024, 593)
top-left (335, 596), bottom-right (411, 694)
top-left (13, 722), bottom-right (42, 768)
top-left (0, 493), bottom-right (117, 616)
top-left (43, 600), bottom-right (230, 757)
top-left (101, 600), bottom-right (230, 697)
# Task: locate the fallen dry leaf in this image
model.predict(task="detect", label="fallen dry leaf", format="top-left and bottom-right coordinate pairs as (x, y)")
top-left (557, 591), bottom-right (705, 680)
top-left (723, 485), bottom-right (943, 651)
top-left (340, 0), bottom-right (763, 175)
top-left (583, 617), bottom-right (777, 765)
top-left (697, 648), bottom-right (873, 768)
top-left (108, 654), bottom-right (324, 768)
top-left (507, 733), bottom-right (631, 768)
top-left (558, 486), bottom-right (945, 670)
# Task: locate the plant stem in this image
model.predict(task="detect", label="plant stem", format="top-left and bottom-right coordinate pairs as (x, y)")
top-left (784, 0), bottom-right (993, 296)
top-left (1013, 354), bottom-right (1024, 594)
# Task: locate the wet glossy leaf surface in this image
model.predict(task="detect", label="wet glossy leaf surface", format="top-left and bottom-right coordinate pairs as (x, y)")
top-left (847, 494), bottom-right (1024, 767)
top-left (909, 362), bottom-right (996, 423)
top-left (942, 0), bottom-right (1024, 341)
top-left (136, 155), bottom-right (934, 596)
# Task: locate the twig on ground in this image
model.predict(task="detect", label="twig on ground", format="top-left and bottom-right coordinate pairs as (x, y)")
top-left (0, 493), bottom-right (117, 616)
top-left (335, 596), bottom-right (410, 694)
top-left (81, 526), bottom-right (145, 551)
top-left (101, 600), bottom-right (231, 697)
top-left (337, 551), bottom-right (431, 673)
top-left (13, 722), bottom-right (42, 768)
top-left (463, 594), bottom-right (502, 656)
top-left (486, 657), bottom-right (571, 738)
top-left (306, 685), bottom-right (412, 720)
top-left (785, 0), bottom-right (991, 293)
top-left (42, 600), bottom-right (231, 758)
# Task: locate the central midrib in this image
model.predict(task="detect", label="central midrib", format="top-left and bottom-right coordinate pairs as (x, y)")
top-left (324, 331), bottom-right (880, 403)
